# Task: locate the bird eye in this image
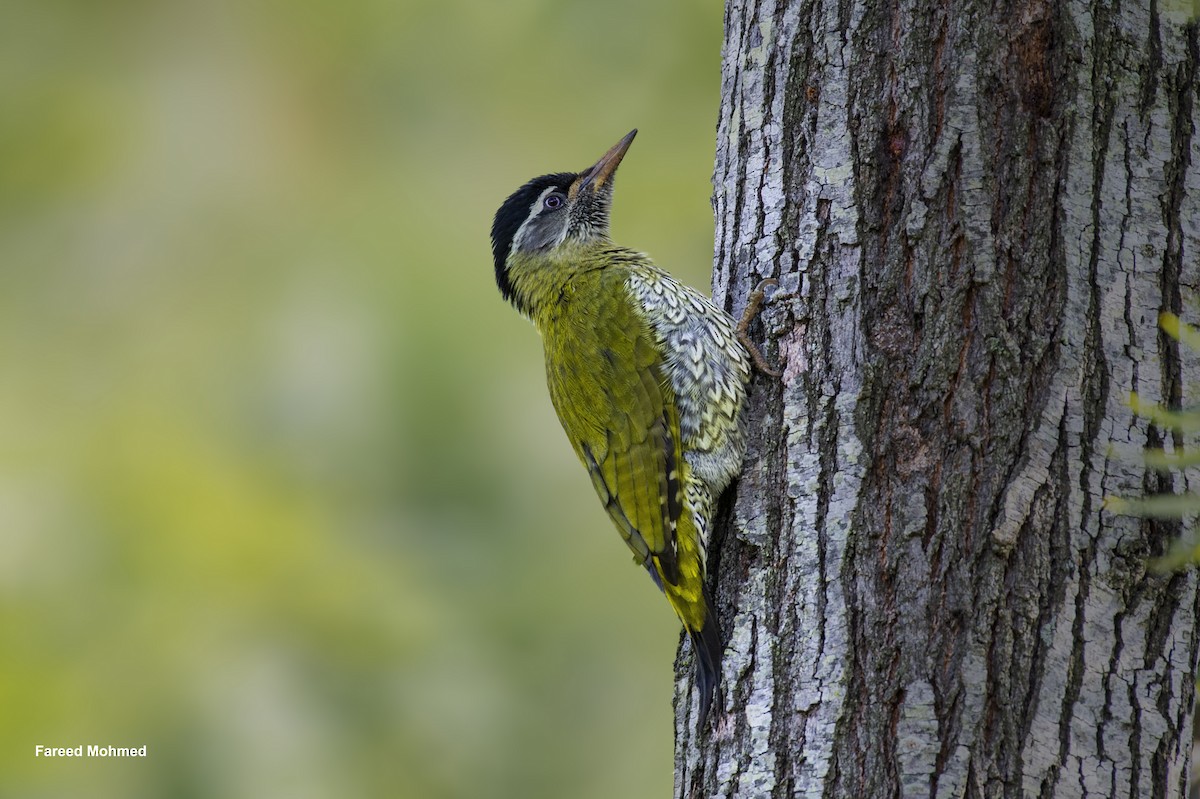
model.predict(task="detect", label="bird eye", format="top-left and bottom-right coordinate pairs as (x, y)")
top-left (543, 193), bottom-right (565, 211)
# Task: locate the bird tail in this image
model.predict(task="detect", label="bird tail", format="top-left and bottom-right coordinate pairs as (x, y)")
top-left (689, 595), bottom-right (723, 727)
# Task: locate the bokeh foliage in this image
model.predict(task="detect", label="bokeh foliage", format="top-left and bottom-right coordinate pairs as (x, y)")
top-left (0, 1), bottom-right (724, 796)
top-left (1106, 312), bottom-right (1200, 570)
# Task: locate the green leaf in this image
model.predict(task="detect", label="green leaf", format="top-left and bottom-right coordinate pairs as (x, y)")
top-left (1157, 0), bottom-right (1200, 21)
top-left (1159, 312), bottom-right (1200, 351)
top-left (1105, 493), bottom-right (1200, 518)
top-left (1149, 537), bottom-right (1200, 572)
top-left (1128, 392), bottom-right (1200, 431)
top-left (1144, 448), bottom-right (1200, 470)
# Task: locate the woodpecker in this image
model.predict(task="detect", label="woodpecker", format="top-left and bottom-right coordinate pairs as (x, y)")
top-left (490, 130), bottom-right (751, 725)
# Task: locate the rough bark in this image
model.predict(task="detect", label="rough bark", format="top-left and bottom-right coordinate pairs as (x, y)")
top-left (675, 2), bottom-right (1200, 797)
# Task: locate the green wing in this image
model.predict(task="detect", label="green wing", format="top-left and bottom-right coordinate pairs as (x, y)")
top-left (544, 270), bottom-right (684, 585)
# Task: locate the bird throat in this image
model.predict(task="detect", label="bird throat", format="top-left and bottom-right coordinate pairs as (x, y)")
top-left (506, 244), bottom-right (607, 332)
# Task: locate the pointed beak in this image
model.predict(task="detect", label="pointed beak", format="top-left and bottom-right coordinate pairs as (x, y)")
top-left (577, 129), bottom-right (637, 195)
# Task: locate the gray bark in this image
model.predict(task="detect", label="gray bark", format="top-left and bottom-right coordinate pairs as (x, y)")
top-left (675, 2), bottom-right (1200, 797)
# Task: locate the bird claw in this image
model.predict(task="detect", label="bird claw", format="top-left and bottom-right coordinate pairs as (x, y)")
top-left (736, 278), bottom-right (783, 377)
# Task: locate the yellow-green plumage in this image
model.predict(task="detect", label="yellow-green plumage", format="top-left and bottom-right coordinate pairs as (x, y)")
top-left (491, 131), bottom-right (749, 726)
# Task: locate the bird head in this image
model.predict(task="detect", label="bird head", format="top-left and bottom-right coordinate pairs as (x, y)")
top-left (491, 129), bottom-right (637, 305)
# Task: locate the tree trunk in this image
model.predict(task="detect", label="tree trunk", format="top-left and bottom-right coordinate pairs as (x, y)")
top-left (675, 2), bottom-right (1200, 797)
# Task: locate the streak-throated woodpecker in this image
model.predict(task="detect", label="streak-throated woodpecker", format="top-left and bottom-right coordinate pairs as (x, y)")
top-left (491, 130), bottom-right (751, 725)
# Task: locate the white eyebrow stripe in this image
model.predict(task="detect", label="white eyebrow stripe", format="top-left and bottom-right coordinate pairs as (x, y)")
top-left (529, 185), bottom-right (558, 216)
top-left (512, 185), bottom-right (567, 253)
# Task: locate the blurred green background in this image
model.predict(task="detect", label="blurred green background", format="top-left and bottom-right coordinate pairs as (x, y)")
top-left (0, 1), bottom-right (723, 797)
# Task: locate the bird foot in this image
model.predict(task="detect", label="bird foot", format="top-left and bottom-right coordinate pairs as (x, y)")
top-left (736, 278), bottom-right (783, 377)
